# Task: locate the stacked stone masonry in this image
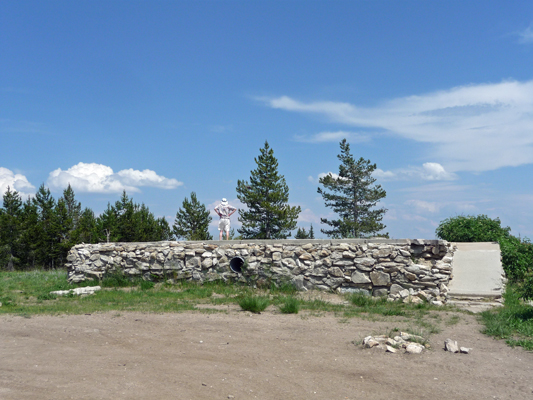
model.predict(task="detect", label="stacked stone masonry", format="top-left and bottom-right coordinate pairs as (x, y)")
top-left (66, 239), bottom-right (456, 303)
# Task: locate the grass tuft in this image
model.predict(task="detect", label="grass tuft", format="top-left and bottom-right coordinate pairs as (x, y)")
top-left (238, 295), bottom-right (270, 313)
top-left (279, 296), bottom-right (300, 314)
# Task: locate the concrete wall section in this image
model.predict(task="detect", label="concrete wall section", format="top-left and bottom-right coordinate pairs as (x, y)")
top-left (66, 239), bottom-right (455, 304)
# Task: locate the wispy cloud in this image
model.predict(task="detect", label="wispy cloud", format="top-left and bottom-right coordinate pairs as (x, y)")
top-left (262, 80), bottom-right (533, 172)
top-left (294, 130), bottom-right (370, 143)
top-left (405, 199), bottom-right (440, 213)
top-left (0, 119), bottom-right (49, 135)
top-left (374, 162), bottom-right (457, 181)
top-left (47, 162), bottom-right (183, 193)
top-left (518, 24), bottom-right (533, 44)
top-left (310, 163), bottom-right (454, 184)
top-left (0, 167), bottom-right (35, 198)
top-left (297, 208), bottom-right (322, 224)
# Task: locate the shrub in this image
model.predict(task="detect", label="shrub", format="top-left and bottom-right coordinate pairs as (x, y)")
top-left (435, 214), bottom-right (510, 243)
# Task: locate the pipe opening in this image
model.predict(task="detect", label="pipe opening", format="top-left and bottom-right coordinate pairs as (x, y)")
top-left (229, 256), bottom-right (244, 273)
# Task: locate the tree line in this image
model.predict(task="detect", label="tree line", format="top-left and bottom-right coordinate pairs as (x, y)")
top-left (1, 139), bottom-right (388, 270)
top-left (0, 184), bottom-right (172, 271)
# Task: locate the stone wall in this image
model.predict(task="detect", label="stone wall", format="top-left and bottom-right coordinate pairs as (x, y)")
top-left (66, 239), bottom-right (455, 304)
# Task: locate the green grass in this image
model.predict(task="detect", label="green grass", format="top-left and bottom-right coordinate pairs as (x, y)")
top-left (278, 296), bottom-right (300, 314)
top-left (0, 269), bottom-right (463, 344)
top-left (480, 286), bottom-right (533, 351)
top-left (238, 295), bottom-right (270, 313)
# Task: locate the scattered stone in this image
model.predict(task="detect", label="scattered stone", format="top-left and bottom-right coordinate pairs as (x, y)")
top-left (460, 347), bottom-right (471, 354)
top-left (405, 343), bottom-right (425, 354)
top-left (362, 333), bottom-right (426, 354)
top-left (444, 338), bottom-right (459, 353)
top-left (363, 336), bottom-right (380, 348)
top-left (385, 345), bottom-right (397, 353)
top-left (393, 336), bottom-right (406, 344)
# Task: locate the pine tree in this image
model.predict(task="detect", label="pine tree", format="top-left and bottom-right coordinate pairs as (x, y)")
top-left (236, 141), bottom-right (301, 239)
top-left (32, 184), bottom-right (60, 268)
top-left (295, 227), bottom-right (309, 239)
top-left (95, 191), bottom-right (172, 243)
top-left (309, 224), bottom-right (315, 239)
top-left (96, 203), bottom-right (119, 243)
top-left (60, 184), bottom-right (81, 231)
top-left (73, 208), bottom-right (98, 244)
top-left (0, 187), bottom-right (23, 270)
top-left (318, 139), bottom-right (387, 238)
top-left (19, 197), bottom-right (39, 269)
top-left (173, 192), bottom-right (212, 240)
top-left (54, 198), bottom-right (73, 264)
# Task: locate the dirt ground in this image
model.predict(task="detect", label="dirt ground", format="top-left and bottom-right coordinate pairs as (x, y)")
top-left (1, 305), bottom-right (532, 400)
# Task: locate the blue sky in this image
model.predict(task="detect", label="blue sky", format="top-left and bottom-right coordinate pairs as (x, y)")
top-left (2, 0), bottom-right (533, 239)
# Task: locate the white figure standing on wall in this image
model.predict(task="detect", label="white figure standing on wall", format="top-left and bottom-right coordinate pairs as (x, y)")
top-left (214, 198), bottom-right (237, 240)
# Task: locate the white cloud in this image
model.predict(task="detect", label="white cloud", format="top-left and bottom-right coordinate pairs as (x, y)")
top-left (297, 208), bottom-right (322, 223)
top-left (0, 167), bottom-right (35, 198)
top-left (405, 199), bottom-right (440, 213)
top-left (374, 162), bottom-right (457, 181)
top-left (518, 25), bottom-right (533, 44)
top-left (263, 80), bottom-right (533, 172)
top-left (47, 162), bottom-right (183, 193)
top-left (294, 130), bottom-right (370, 143)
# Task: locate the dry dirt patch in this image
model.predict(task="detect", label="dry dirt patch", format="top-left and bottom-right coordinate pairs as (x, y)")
top-left (1, 310), bottom-right (532, 400)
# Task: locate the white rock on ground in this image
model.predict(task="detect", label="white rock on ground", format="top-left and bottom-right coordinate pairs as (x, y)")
top-left (51, 286), bottom-right (101, 296)
top-left (444, 338), bottom-right (459, 353)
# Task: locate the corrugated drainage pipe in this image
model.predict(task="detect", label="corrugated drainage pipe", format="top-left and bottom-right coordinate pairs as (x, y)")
top-left (229, 256), bottom-right (244, 273)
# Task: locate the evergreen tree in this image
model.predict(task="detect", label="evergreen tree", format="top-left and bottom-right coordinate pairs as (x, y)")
top-left (54, 197), bottom-right (73, 264)
top-left (60, 184), bottom-right (81, 235)
top-left (95, 191), bottom-right (171, 243)
top-left (32, 184), bottom-right (61, 268)
top-left (318, 139), bottom-right (387, 238)
top-left (295, 227), bottom-right (309, 239)
top-left (0, 187), bottom-right (23, 270)
top-left (96, 203), bottom-right (119, 243)
top-left (155, 217), bottom-right (172, 241)
top-left (73, 208), bottom-right (98, 244)
top-left (115, 191), bottom-right (137, 242)
top-left (309, 224), bottom-right (315, 239)
top-left (173, 192), bottom-right (212, 240)
top-left (294, 224), bottom-right (315, 239)
top-left (19, 197), bottom-right (39, 269)
top-left (236, 141), bottom-right (301, 239)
